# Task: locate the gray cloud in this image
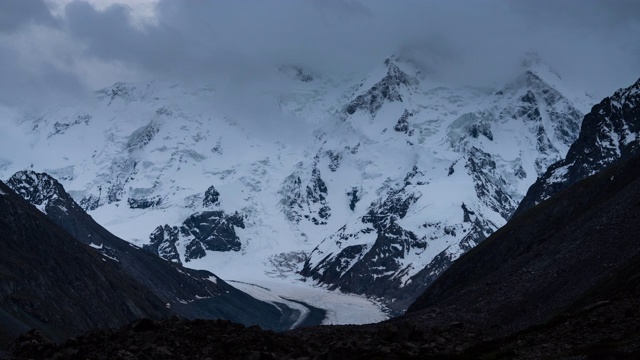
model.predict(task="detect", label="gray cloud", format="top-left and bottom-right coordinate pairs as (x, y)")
top-left (0, 44), bottom-right (87, 108)
top-left (0, 0), bottom-right (84, 109)
top-left (0, 0), bottom-right (58, 32)
top-left (0, 0), bottom-right (638, 109)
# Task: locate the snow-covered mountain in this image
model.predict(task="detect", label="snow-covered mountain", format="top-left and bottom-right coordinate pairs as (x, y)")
top-left (514, 77), bottom-right (640, 217)
top-left (298, 56), bottom-right (590, 310)
top-left (0, 54), bottom-right (593, 311)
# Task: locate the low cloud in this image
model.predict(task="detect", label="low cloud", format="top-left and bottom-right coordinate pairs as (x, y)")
top-left (0, 0), bottom-right (638, 109)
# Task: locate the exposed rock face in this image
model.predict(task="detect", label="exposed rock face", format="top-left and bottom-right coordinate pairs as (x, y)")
top-left (127, 121), bottom-right (160, 152)
top-left (346, 186), bottom-right (360, 211)
top-left (394, 109), bottom-right (412, 133)
top-left (514, 77), bottom-right (640, 216)
top-left (279, 164), bottom-right (331, 226)
top-left (50, 113), bottom-right (92, 135)
top-left (342, 59), bottom-right (416, 117)
top-left (490, 70), bottom-right (584, 176)
top-left (465, 147), bottom-right (517, 219)
top-left (202, 185), bottom-right (220, 207)
top-left (147, 225), bottom-right (182, 264)
top-left (146, 180), bottom-right (248, 264)
top-left (127, 195), bottom-right (162, 209)
top-left (147, 210), bottom-right (245, 262)
top-left (301, 166), bottom-right (425, 306)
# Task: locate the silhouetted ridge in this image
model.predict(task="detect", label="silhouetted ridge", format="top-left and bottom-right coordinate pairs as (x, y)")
top-left (0, 181), bottom-right (170, 348)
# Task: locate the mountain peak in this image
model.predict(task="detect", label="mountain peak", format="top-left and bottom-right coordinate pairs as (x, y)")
top-left (341, 57), bottom-right (417, 117)
top-left (614, 76), bottom-right (640, 102)
top-left (383, 55), bottom-right (421, 80)
top-left (518, 52), bottom-right (564, 87)
top-left (7, 171), bottom-right (68, 210)
top-left (513, 76), bottom-right (640, 216)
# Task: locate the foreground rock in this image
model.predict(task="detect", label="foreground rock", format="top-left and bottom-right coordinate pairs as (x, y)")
top-left (12, 296), bottom-right (640, 360)
top-left (11, 318), bottom-right (483, 360)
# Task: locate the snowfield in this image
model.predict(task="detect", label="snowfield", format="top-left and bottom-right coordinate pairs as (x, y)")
top-left (0, 54), bottom-right (594, 317)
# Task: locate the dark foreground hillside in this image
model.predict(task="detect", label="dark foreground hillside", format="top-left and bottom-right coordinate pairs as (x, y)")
top-left (0, 182), bottom-right (170, 349)
top-left (5, 171), bottom-right (298, 332)
top-left (11, 156), bottom-right (640, 359)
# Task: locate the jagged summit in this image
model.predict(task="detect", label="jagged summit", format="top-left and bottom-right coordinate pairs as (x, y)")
top-left (503, 54), bottom-right (570, 101)
top-left (489, 65), bottom-right (584, 175)
top-left (341, 56), bottom-right (419, 119)
top-left (617, 76), bottom-right (640, 102)
top-left (7, 171), bottom-right (70, 213)
top-left (515, 52), bottom-right (594, 112)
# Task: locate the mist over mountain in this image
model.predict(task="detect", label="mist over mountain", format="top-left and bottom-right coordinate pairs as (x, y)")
top-left (0, 0), bottom-right (638, 111)
top-left (1, 1), bottom-right (640, 358)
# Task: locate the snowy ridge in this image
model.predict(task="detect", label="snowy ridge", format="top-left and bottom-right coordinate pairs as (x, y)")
top-left (7, 171), bottom-right (69, 215)
top-left (514, 76), bottom-right (640, 216)
top-left (299, 57), bottom-right (588, 309)
top-left (0, 56), bottom-right (591, 311)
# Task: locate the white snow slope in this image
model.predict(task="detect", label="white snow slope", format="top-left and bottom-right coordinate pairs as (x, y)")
top-left (0, 55), bottom-right (593, 318)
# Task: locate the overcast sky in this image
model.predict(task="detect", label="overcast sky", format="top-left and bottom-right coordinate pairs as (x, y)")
top-left (0, 0), bottom-right (638, 109)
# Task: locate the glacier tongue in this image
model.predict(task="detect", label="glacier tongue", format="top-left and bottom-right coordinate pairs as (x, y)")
top-left (0, 57), bottom-right (592, 311)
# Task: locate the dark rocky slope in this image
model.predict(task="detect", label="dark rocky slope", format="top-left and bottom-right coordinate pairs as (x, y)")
top-left (12, 156), bottom-right (640, 360)
top-left (6, 171), bottom-right (298, 331)
top-left (0, 181), bottom-right (171, 348)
